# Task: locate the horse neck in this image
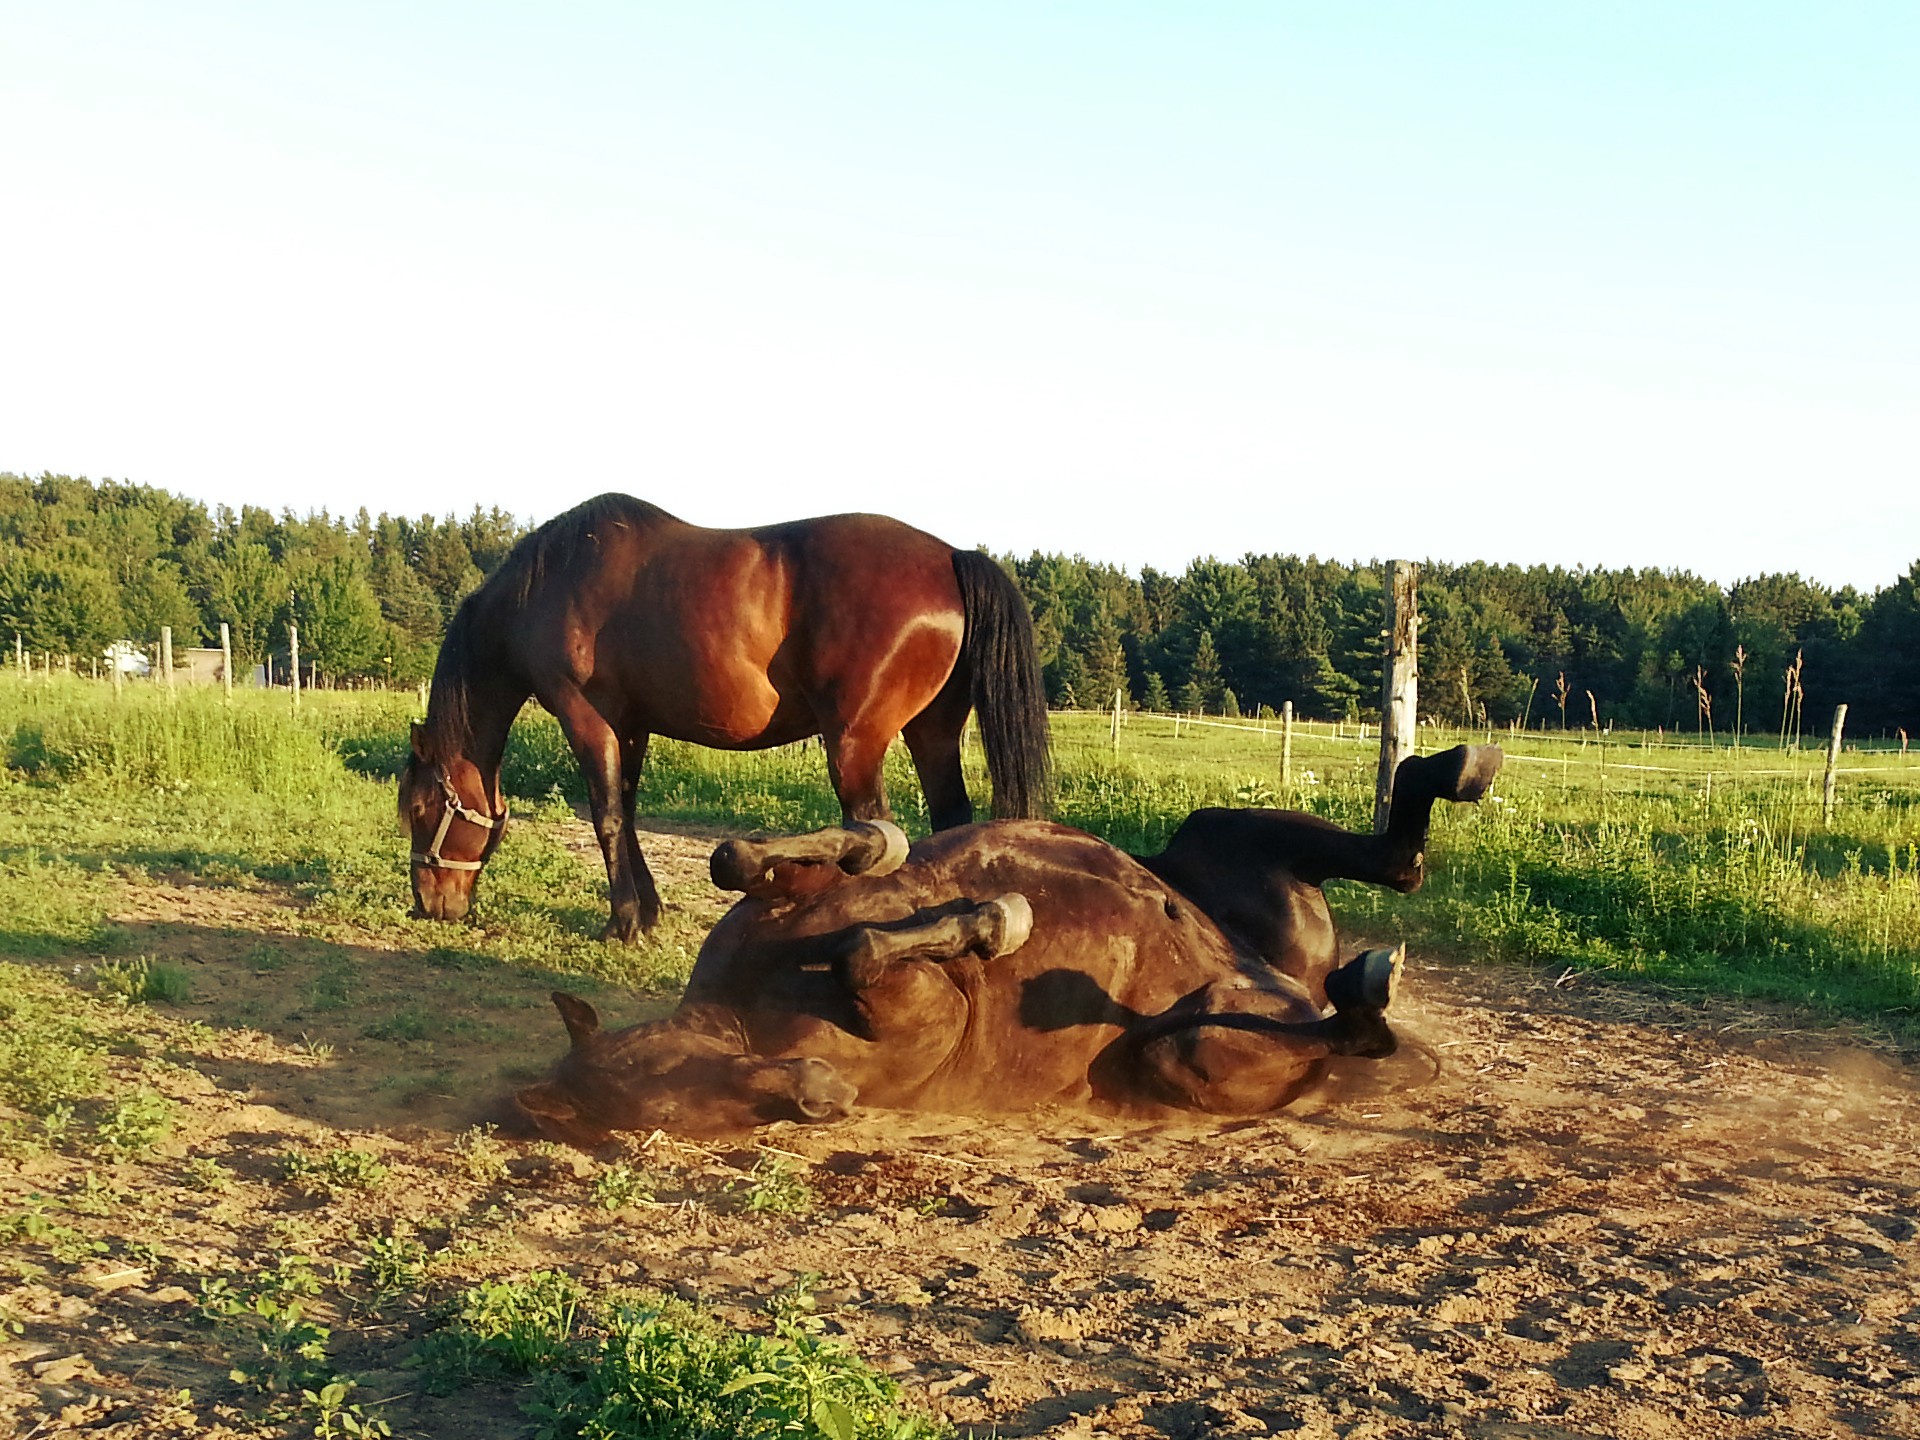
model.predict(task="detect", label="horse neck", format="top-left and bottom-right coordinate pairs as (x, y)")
top-left (461, 683), bottom-right (526, 791)
top-left (426, 634), bottom-right (527, 795)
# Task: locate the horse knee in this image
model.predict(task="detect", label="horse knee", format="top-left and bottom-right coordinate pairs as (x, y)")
top-left (837, 930), bottom-right (892, 992)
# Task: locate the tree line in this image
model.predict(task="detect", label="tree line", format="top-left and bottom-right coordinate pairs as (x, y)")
top-left (3, 473), bottom-right (1915, 734)
top-left (0, 473), bottom-right (517, 686)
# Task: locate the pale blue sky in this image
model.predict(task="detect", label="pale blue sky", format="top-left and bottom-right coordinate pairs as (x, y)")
top-left (3, 3), bottom-right (1914, 588)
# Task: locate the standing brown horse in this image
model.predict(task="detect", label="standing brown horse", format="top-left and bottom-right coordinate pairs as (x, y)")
top-left (398, 494), bottom-right (1051, 941)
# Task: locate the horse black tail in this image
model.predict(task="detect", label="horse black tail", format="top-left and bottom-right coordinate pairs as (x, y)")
top-left (952, 550), bottom-right (1052, 820)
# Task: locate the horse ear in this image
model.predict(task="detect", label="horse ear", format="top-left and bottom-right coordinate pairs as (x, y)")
top-left (551, 991), bottom-right (601, 1046)
top-left (409, 722), bottom-right (429, 760)
top-left (514, 1081), bottom-right (579, 1123)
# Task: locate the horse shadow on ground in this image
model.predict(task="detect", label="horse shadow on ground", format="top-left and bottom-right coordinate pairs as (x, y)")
top-left (4, 915), bottom-right (666, 1139)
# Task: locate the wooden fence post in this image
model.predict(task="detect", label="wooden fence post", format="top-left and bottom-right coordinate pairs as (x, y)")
top-left (289, 624), bottom-right (301, 713)
top-left (1111, 688), bottom-right (1123, 752)
top-left (111, 645), bottom-right (123, 697)
top-left (13, 633), bottom-right (21, 679)
top-left (1823, 703), bottom-right (1848, 826)
top-left (160, 626), bottom-right (175, 694)
top-left (1281, 700), bottom-right (1294, 788)
top-left (1374, 560), bottom-right (1418, 831)
top-left (220, 623), bottom-right (233, 702)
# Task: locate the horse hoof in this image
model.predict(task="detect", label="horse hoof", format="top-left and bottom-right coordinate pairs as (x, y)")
top-left (1327, 946), bottom-right (1401, 1013)
top-left (708, 840), bottom-right (759, 893)
top-left (601, 915), bottom-right (651, 945)
top-left (1428, 744), bottom-right (1504, 803)
top-left (846, 819), bottom-right (910, 878)
top-left (979, 893), bottom-right (1034, 958)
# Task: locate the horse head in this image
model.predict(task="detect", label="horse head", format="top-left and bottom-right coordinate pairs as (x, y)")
top-left (398, 723), bottom-right (508, 923)
top-left (514, 993), bottom-right (859, 1145)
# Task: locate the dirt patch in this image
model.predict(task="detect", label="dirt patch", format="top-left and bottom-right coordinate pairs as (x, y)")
top-left (3, 821), bottom-right (1918, 1438)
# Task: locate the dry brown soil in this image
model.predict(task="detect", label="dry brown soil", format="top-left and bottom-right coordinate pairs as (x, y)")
top-left (3, 820), bottom-right (1917, 1439)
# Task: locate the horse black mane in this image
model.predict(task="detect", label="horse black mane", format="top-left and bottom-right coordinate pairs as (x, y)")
top-left (419, 494), bottom-right (670, 762)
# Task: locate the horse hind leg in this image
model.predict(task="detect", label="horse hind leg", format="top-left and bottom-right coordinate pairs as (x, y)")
top-left (1395, 744), bottom-right (1504, 808)
top-left (709, 820), bottom-right (911, 901)
top-left (1374, 743), bottom-right (1506, 891)
top-left (901, 663), bottom-right (975, 831)
top-left (837, 894), bottom-right (1033, 991)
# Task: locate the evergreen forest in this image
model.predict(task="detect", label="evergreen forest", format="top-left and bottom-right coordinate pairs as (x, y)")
top-left (4, 473), bottom-right (1915, 736)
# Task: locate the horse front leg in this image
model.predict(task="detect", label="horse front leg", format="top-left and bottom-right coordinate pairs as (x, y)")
top-left (550, 690), bottom-right (656, 942)
top-left (822, 722), bottom-right (894, 824)
top-left (618, 730), bottom-right (662, 932)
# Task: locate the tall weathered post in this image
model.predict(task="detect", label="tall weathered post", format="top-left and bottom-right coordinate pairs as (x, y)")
top-left (1374, 561), bottom-right (1418, 832)
top-left (160, 626), bottom-right (175, 694)
top-left (1281, 700), bottom-right (1295, 789)
top-left (289, 624), bottom-right (302, 713)
top-left (219, 623), bottom-right (234, 702)
top-left (1822, 703), bottom-right (1848, 827)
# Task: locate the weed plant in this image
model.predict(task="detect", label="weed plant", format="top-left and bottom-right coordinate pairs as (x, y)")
top-left (590, 1162), bottom-right (655, 1211)
top-left (282, 1146), bottom-right (391, 1197)
top-left (94, 954), bottom-right (193, 1005)
top-left (419, 1270), bottom-right (947, 1440)
top-left (735, 1155), bottom-right (819, 1217)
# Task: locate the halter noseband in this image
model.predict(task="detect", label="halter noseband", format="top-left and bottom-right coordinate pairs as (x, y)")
top-left (411, 765), bottom-right (508, 872)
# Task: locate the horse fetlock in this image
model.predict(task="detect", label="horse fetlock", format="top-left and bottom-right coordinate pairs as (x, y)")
top-left (710, 821), bottom-right (909, 899)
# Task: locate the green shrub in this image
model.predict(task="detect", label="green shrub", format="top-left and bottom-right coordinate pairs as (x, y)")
top-left (419, 1272), bottom-right (948, 1440)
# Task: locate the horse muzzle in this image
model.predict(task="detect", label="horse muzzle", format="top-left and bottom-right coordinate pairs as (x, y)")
top-left (411, 865), bottom-right (475, 923)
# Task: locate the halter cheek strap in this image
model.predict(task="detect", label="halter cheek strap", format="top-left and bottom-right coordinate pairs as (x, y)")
top-left (412, 767), bottom-right (508, 872)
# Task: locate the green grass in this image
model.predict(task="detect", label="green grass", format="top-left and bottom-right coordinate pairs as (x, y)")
top-left (0, 680), bottom-right (1912, 1435)
top-left (2, 677), bottom-right (1917, 1034)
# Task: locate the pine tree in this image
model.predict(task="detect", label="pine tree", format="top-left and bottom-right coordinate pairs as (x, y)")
top-left (1080, 605), bottom-right (1127, 713)
top-left (1143, 670), bottom-right (1170, 713)
top-left (1184, 629), bottom-right (1224, 713)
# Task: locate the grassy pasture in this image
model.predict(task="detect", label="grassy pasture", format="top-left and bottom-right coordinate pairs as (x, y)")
top-left (4, 677), bottom-right (1917, 1022)
top-left (1, 678), bottom-right (1916, 1436)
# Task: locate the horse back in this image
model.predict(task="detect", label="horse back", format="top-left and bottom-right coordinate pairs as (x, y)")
top-left (512, 503), bottom-right (967, 747)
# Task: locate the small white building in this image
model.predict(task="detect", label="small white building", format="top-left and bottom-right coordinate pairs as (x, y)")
top-left (104, 642), bottom-right (151, 677)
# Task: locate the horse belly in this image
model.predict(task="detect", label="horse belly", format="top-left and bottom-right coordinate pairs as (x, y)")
top-left (620, 540), bottom-right (805, 745)
top-left (893, 831), bottom-right (1241, 1110)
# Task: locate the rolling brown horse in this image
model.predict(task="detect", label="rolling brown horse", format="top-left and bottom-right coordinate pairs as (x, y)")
top-left (399, 494), bottom-right (1051, 941)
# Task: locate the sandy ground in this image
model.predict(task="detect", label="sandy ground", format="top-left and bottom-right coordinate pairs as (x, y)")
top-left (2, 821), bottom-right (1917, 1439)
